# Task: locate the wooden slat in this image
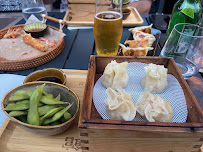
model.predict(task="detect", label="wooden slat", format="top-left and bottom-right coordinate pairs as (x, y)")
top-left (80, 127), bottom-right (203, 152)
top-left (64, 6), bottom-right (144, 27)
top-left (35, 29), bottom-right (78, 70)
top-left (64, 29), bottom-right (95, 70)
top-left (0, 69), bottom-right (87, 152)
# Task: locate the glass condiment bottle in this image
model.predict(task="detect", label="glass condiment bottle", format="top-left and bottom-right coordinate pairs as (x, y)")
top-left (166, 0), bottom-right (202, 40)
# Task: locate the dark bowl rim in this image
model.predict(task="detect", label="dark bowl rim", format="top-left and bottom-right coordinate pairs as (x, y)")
top-left (1, 81), bottom-right (80, 129)
top-left (23, 68), bottom-right (67, 85)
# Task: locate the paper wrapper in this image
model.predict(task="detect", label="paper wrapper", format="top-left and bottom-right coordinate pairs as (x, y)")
top-left (0, 15), bottom-right (65, 61)
top-left (93, 62), bottom-right (188, 123)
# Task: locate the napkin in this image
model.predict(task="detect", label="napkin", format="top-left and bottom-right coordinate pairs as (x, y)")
top-left (0, 74), bottom-right (25, 126)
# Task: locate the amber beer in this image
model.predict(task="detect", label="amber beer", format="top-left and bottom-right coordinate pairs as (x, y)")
top-left (94, 11), bottom-right (122, 56)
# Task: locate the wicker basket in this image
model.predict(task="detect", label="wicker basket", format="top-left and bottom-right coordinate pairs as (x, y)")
top-left (0, 24), bottom-right (65, 71)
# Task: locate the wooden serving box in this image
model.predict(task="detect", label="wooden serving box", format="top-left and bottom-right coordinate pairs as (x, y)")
top-left (79, 55), bottom-right (203, 152)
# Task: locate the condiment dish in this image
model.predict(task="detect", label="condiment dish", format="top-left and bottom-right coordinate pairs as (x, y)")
top-left (23, 68), bottom-right (66, 85)
top-left (24, 22), bottom-right (47, 38)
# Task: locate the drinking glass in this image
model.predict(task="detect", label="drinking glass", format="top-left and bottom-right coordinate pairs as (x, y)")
top-left (21, 0), bottom-right (47, 22)
top-left (160, 23), bottom-right (203, 79)
top-left (94, 0), bottom-right (123, 56)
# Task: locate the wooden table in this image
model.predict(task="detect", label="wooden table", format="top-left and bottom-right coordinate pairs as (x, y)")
top-left (0, 12), bottom-right (202, 108)
top-left (0, 12), bottom-right (203, 152)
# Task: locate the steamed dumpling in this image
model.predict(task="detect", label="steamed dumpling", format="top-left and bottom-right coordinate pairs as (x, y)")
top-left (102, 60), bottom-right (128, 90)
top-left (135, 92), bottom-right (173, 122)
top-left (105, 88), bottom-right (136, 121)
top-left (141, 63), bottom-right (168, 94)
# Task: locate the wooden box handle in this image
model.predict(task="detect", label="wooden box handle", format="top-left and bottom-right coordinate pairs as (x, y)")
top-left (40, 14), bottom-right (66, 33)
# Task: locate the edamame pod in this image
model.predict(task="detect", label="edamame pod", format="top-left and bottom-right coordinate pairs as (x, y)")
top-left (9, 111), bottom-right (27, 117)
top-left (39, 107), bottom-right (63, 125)
top-left (43, 103), bottom-right (73, 125)
top-left (14, 90), bottom-right (33, 97)
top-left (27, 84), bottom-right (45, 126)
top-left (40, 96), bottom-right (67, 105)
top-left (45, 94), bottom-right (54, 99)
top-left (60, 111), bottom-right (72, 123)
top-left (8, 94), bottom-right (30, 101)
top-left (55, 94), bottom-right (61, 100)
top-left (16, 100), bottom-right (29, 104)
top-left (4, 102), bottom-right (29, 111)
top-left (14, 90), bottom-right (28, 96)
top-left (38, 105), bottom-right (58, 116)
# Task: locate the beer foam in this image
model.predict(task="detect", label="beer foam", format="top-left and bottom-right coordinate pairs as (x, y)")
top-left (95, 11), bottom-right (122, 21)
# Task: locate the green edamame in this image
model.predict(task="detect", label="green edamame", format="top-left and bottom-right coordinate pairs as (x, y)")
top-left (8, 94), bottom-right (30, 102)
top-left (43, 103), bottom-right (73, 125)
top-left (27, 84), bottom-right (45, 126)
top-left (38, 105), bottom-right (58, 116)
top-left (4, 102), bottom-right (29, 111)
top-left (9, 111), bottom-right (27, 117)
top-left (60, 111), bottom-right (72, 123)
top-left (55, 94), bottom-right (61, 100)
top-left (16, 100), bottom-right (29, 104)
top-left (39, 107), bottom-right (63, 125)
top-left (40, 96), bottom-right (67, 105)
top-left (14, 90), bottom-right (33, 97)
top-left (45, 94), bottom-right (54, 99)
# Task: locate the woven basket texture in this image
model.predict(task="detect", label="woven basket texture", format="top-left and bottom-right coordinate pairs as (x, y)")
top-left (0, 24), bottom-right (65, 71)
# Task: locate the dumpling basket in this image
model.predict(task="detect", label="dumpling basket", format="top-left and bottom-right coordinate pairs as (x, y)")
top-left (79, 55), bottom-right (203, 152)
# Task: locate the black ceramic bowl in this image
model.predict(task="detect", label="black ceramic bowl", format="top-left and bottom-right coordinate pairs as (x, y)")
top-left (24, 22), bottom-right (47, 38)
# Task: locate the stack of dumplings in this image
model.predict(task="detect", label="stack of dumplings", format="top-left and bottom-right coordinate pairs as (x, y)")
top-left (102, 60), bottom-right (128, 90)
top-left (119, 24), bottom-right (156, 56)
top-left (100, 60), bottom-right (173, 123)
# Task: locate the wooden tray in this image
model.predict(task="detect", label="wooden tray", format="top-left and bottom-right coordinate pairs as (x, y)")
top-left (79, 55), bottom-right (203, 152)
top-left (0, 25), bottom-right (65, 71)
top-left (0, 69), bottom-right (87, 152)
top-left (63, 7), bottom-right (143, 27)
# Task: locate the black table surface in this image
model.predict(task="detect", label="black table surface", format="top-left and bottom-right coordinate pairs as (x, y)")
top-left (1, 12), bottom-right (203, 108)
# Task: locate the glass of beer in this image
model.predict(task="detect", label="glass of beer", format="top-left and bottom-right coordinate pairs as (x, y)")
top-left (94, 0), bottom-right (123, 56)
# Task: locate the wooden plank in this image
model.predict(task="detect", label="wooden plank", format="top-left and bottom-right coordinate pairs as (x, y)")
top-left (36, 29), bottom-right (78, 70)
top-left (64, 6), bottom-right (144, 27)
top-left (0, 69), bottom-right (87, 152)
top-left (64, 29), bottom-right (95, 70)
top-left (80, 127), bottom-right (203, 152)
top-left (81, 127), bottom-right (202, 152)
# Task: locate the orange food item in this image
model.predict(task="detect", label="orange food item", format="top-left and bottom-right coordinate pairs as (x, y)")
top-left (22, 34), bottom-right (49, 52)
